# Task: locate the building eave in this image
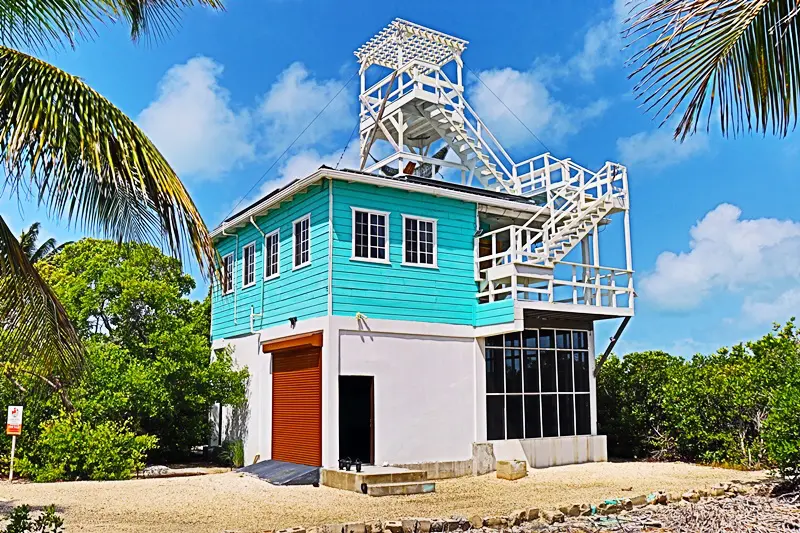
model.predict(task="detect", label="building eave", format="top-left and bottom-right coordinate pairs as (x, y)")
top-left (211, 168), bottom-right (547, 240)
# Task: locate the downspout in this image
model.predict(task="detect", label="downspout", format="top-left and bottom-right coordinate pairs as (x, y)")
top-left (249, 216), bottom-right (267, 334)
top-left (327, 179), bottom-right (333, 315)
top-left (221, 226), bottom-right (239, 325)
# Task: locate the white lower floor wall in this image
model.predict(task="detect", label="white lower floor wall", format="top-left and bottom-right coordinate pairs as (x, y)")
top-left (491, 435), bottom-right (607, 468)
top-left (211, 314), bottom-right (607, 472)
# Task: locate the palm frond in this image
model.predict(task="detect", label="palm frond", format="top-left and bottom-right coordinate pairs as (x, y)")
top-left (0, 0), bottom-right (223, 52)
top-left (31, 236), bottom-right (58, 263)
top-left (0, 214), bottom-right (83, 380)
top-left (18, 221), bottom-right (41, 259)
top-left (0, 47), bottom-right (215, 277)
top-left (626, 0), bottom-right (800, 139)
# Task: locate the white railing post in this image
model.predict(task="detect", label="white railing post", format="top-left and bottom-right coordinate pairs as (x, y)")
top-left (572, 264), bottom-right (577, 304)
top-left (611, 273), bottom-right (617, 308)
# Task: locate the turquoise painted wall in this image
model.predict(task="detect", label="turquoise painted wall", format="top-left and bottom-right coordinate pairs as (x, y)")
top-left (330, 180), bottom-right (478, 325)
top-left (211, 181), bottom-right (330, 340)
top-left (474, 299), bottom-right (515, 327)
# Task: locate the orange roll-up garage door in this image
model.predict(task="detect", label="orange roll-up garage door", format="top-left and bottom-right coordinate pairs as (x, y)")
top-left (272, 347), bottom-right (322, 466)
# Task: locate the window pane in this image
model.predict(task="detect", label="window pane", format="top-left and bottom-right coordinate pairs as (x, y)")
top-left (539, 329), bottom-right (555, 349)
top-left (541, 394), bottom-right (558, 437)
top-left (557, 351), bottom-right (573, 392)
top-left (540, 350), bottom-right (556, 392)
top-left (522, 330), bottom-right (538, 348)
top-left (355, 211), bottom-right (368, 258)
top-left (524, 395), bottom-right (541, 438)
top-left (405, 218), bottom-right (417, 263)
top-left (573, 331), bottom-right (588, 350)
top-left (559, 395), bottom-right (575, 436)
top-left (486, 396), bottom-right (505, 440)
top-left (556, 330), bottom-right (572, 349)
top-left (419, 220), bottom-right (434, 264)
top-left (486, 335), bottom-right (503, 347)
top-left (523, 350), bottom-right (539, 393)
top-left (485, 348), bottom-right (504, 394)
top-left (506, 396), bottom-right (523, 439)
top-left (505, 349), bottom-right (522, 393)
top-left (574, 351), bottom-right (590, 393)
top-left (576, 394), bottom-right (591, 435)
top-left (504, 332), bottom-right (521, 347)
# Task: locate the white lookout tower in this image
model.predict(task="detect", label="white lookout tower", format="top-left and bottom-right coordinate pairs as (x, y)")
top-left (356, 19), bottom-right (633, 309)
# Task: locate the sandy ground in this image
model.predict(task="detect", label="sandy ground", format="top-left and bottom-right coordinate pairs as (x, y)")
top-left (0, 462), bottom-right (766, 533)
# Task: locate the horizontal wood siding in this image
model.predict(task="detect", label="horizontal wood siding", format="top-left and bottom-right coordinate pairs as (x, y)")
top-left (330, 180), bottom-right (477, 325)
top-left (211, 181), bottom-right (330, 340)
top-left (474, 299), bottom-right (515, 326)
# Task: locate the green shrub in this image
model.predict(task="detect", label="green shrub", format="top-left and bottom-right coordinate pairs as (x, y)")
top-left (221, 439), bottom-right (245, 468)
top-left (3, 504), bottom-right (63, 533)
top-left (18, 412), bottom-right (157, 482)
top-left (763, 382), bottom-right (800, 480)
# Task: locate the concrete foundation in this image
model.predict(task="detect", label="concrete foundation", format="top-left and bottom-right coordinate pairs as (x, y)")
top-left (490, 435), bottom-right (608, 468)
top-left (390, 460), bottom-right (472, 480)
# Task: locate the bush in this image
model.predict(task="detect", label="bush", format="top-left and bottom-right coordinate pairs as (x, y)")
top-left (18, 412), bottom-right (157, 482)
top-left (220, 439), bottom-right (245, 468)
top-left (3, 504), bottom-right (63, 533)
top-left (597, 320), bottom-right (800, 476)
top-left (763, 382), bottom-right (800, 480)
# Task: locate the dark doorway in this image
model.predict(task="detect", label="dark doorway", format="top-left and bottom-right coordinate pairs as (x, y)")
top-left (339, 376), bottom-right (374, 465)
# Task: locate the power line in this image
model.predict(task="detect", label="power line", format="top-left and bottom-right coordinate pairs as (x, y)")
top-left (335, 120), bottom-right (360, 170)
top-left (224, 70), bottom-right (358, 220)
top-left (465, 66), bottom-right (551, 154)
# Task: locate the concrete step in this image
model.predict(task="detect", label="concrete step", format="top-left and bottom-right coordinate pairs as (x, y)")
top-left (366, 480), bottom-right (436, 497)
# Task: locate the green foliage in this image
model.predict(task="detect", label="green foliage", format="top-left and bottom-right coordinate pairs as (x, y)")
top-left (763, 382), bottom-right (800, 480)
top-left (598, 321), bottom-right (800, 476)
top-left (221, 439), bottom-right (245, 468)
top-left (36, 239), bottom-right (248, 459)
top-left (3, 504), bottom-right (63, 533)
top-left (17, 412), bottom-right (157, 482)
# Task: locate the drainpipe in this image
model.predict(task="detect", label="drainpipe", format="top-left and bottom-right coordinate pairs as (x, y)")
top-left (221, 226), bottom-right (239, 325)
top-left (249, 216), bottom-right (267, 334)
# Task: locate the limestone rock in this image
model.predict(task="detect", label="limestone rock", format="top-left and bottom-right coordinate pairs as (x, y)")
top-left (401, 520), bottom-right (418, 533)
top-left (483, 517), bottom-right (505, 528)
top-left (417, 520), bottom-right (431, 533)
top-left (540, 510), bottom-right (564, 524)
top-left (630, 494), bottom-right (648, 506)
top-left (278, 528), bottom-right (305, 533)
top-left (682, 490), bottom-right (700, 503)
top-left (558, 505), bottom-right (581, 517)
top-left (468, 516), bottom-right (483, 530)
top-left (526, 508), bottom-right (539, 521)
top-left (579, 504), bottom-right (593, 517)
top-left (709, 487), bottom-right (726, 497)
top-left (384, 521), bottom-right (403, 533)
top-left (506, 510), bottom-right (527, 525)
top-left (495, 460), bottom-right (527, 481)
top-left (601, 503), bottom-right (621, 515)
top-left (345, 524), bottom-right (366, 533)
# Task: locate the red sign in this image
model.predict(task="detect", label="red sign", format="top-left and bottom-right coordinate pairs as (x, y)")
top-left (6, 406), bottom-right (22, 436)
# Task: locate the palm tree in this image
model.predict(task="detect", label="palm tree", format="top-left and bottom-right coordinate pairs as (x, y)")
top-left (18, 223), bottom-right (69, 264)
top-left (625, 0), bottom-right (800, 140)
top-left (0, 0), bottom-right (222, 383)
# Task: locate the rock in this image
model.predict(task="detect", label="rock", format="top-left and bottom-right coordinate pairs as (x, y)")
top-left (682, 490), bottom-right (700, 503)
top-left (483, 517), bottom-right (505, 528)
top-left (630, 494), bottom-right (648, 506)
top-left (622, 499), bottom-right (633, 511)
top-left (326, 526), bottom-right (344, 533)
top-left (697, 489), bottom-right (709, 498)
top-left (367, 522), bottom-right (382, 533)
top-left (430, 521), bottom-right (443, 533)
top-left (527, 508), bottom-right (539, 521)
top-left (495, 460), bottom-right (527, 481)
top-left (401, 520), bottom-right (418, 533)
top-left (540, 510), bottom-right (564, 524)
top-left (579, 504), bottom-right (593, 517)
top-left (442, 519), bottom-right (460, 532)
top-left (384, 521), bottom-right (403, 533)
top-left (668, 492), bottom-right (683, 503)
top-left (417, 520), bottom-right (431, 533)
top-left (506, 510), bottom-right (527, 525)
top-left (601, 504), bottom-right (621, 515)
top-left (472, 443), bottom-right (496, 476)
top-left (558, 505), bottom-right (581, 517)
top-left (278, 528), bottom-right (305, 533)
top-left (468, 516), bottom-right (483, 530)
top-left (345, 524), bottom-right (366, 533)
top-left (141, 465), bottom-right (171, 478)
top-left (709, 487), bottom-right (725, 497)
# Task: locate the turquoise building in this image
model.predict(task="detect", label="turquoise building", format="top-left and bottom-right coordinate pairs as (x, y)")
top-left (210, 20), bottom-right (634, 483)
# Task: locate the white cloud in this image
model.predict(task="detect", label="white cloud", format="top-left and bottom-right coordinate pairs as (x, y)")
top-left (138, 57), bottom-right (254, 180)
top-left (616, 128), bottom-right (710, 169)
top-left (742, 289), bottom-right (800, 324)
top-left (469, 68), bottom-right (609, 148)
top-left (641, 204), bottom-right (800, 310)
top-left (258, 62), bottom-right (355, 156)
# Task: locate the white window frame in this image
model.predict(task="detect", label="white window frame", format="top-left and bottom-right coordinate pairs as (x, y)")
top-left (221, 253), bottom-right (235, 295)
top-left (263, 229), bottom-right (280, 281)
top-left (401, 214), bottom-right (438, 268)
top-left (242, 242), bottom-right (257, 288)
top-left (351, 207), bottom-right (391, 264)
top-left (292, 214), bottom-right (311, 270)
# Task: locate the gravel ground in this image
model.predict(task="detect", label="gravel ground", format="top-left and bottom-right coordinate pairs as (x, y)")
top-left (0, 462), bottom-right (766, 533)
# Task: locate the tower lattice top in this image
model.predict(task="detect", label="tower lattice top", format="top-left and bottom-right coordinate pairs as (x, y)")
top-left (354, 19), bottom-right (468, 70)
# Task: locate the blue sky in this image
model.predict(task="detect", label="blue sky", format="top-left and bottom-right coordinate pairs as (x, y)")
top-left (3, 0), bottom-right (800, 357)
